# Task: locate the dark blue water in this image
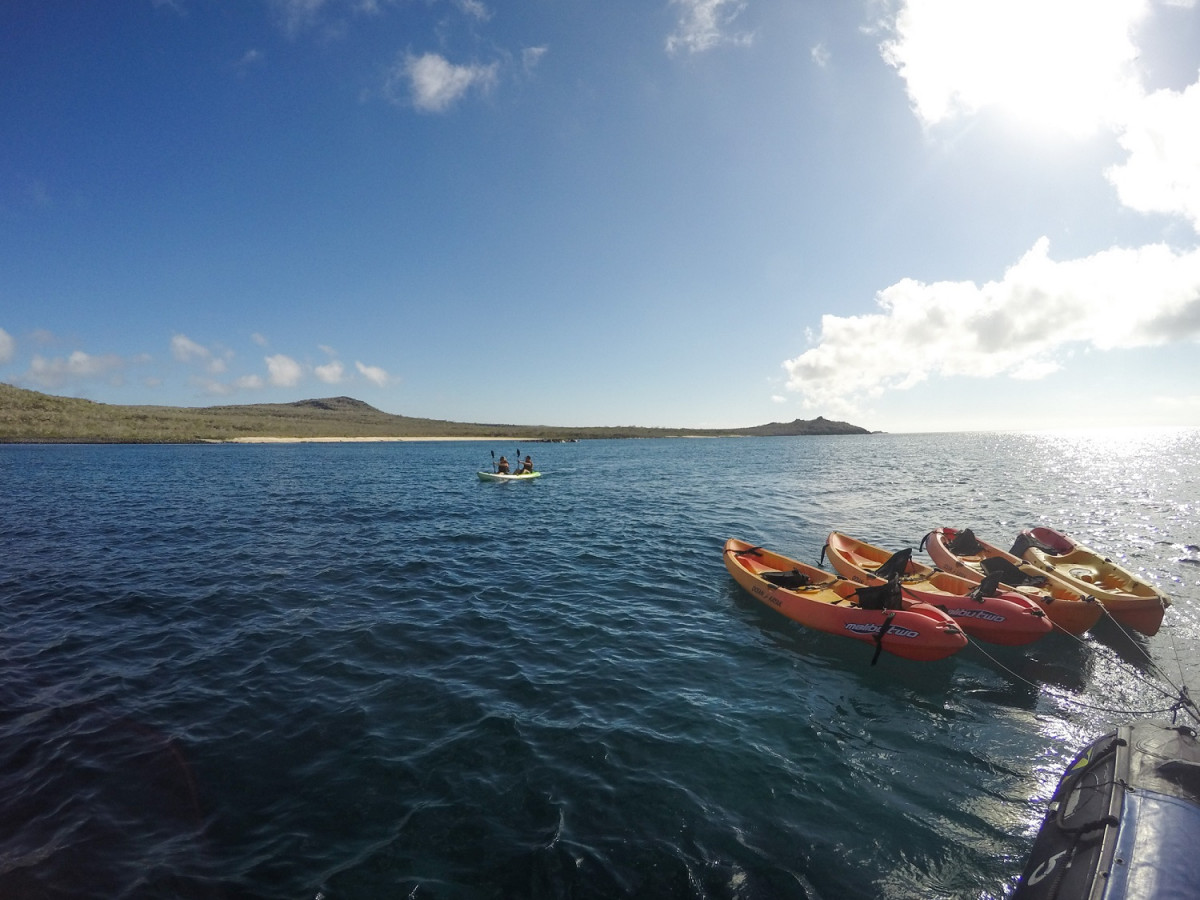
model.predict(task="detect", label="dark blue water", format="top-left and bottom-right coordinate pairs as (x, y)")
top-left (2, 432), bottom-right (1197, 899)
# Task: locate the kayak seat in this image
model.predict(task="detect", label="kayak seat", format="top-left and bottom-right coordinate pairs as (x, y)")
top-left (967, 571), bottom-right (1004, 601)
top-left (762, 569), bottom-right (811, 589)
top-left (947, 528), bottom-right (985, 555)
top-left (980, 556), bottom-right (1048, 587)
top-left (874, 548), bottom-right (913, 579)
top-left (854, 578), bottom-right (903, 611)
top-left (1009, 532), bottom-right (1062, 558)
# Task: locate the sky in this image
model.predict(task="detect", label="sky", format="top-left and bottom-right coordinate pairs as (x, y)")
top-left (2, 0), bottom-right (1200, 433)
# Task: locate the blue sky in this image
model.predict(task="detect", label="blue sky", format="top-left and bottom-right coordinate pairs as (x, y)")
top-left (2, 0), bottom-right (1199, 433)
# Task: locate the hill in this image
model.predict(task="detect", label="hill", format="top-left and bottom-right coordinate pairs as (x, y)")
top-left (736, 416), bottom-right (870, 436)
top-left (0, 383), bottom-right (871, 443)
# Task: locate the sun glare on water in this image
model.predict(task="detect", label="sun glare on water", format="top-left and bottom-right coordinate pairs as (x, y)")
top-left (1026, 424), bottom-right (1198, 459)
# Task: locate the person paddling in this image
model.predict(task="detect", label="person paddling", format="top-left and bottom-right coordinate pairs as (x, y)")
top-left (496, 456), bottom-right (510, 474)
top-left (517, 455), bottom-right (534, 474)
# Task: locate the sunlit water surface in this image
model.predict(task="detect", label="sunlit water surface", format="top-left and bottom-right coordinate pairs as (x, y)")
top-left (1, 431), bottom-right (1198, 899)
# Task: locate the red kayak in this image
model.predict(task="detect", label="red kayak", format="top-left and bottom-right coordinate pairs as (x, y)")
top-left (922, 527), bottom-right (1102, 635)
top-left (724, 538), bottom-right (967, 663)
top-left (822, 531), bottom-right (1052, 646)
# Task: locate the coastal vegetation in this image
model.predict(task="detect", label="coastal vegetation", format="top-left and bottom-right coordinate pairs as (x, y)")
top-left (0, 383), bottom-right (871, 443)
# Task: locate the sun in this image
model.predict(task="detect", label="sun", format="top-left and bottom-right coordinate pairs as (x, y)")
top-left (884, 0), bottom-right (1146, 139)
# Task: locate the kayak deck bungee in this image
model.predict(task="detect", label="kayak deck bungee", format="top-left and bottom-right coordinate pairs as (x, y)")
top-left (823, 531), bottom-right (1052, 646)
top-left (1012, 526), bottom-right (1168, 636)
top-left (922, 527), bottom-right (1103, 635)
top-left (723, 538), bottom-right (967, 663)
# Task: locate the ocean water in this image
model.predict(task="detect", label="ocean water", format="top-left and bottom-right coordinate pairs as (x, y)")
top-left (1, 431), bottom-right (1198, 900)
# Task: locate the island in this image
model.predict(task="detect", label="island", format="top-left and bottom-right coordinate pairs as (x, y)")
top-left (0, 383), bottom-right (872, 443)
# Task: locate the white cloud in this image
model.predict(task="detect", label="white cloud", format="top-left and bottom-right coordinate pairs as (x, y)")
top-left (1107, 77), bottom-right (1200, 232)
top-left (804, 0), bottom-right (1200, 422)
top-left (666, 0), bottom-right (752, 55)
top-left (171, 333), bottom-right (209, 363)
top-left (355, 361), bottom-right (390, 386)
top-left (522, 46), bottom-right (548, 72)
top-left (192, 377), bottom-right (234, 396)
top-left (0, 328), bottom-right (14, 364)
top-left (266, 353), bottom-right (304, 387)
top-left (783, 238), bottom-right (1200, 409)
top-left (315, 360), bottom-right (345, 383)
top-left (393, 52), bottom-right (499, 113)
top-left (271, 0), bottom-right (330, 35)
top-left (171, 333), bottom-right (230, 374)
top-left (455, 0), bottom-right (490, 21)
top-left (234, 49), bottom-right (265, 75)
top-left (880, 0), bottom-right (1147, 137)
top-left (26, 351), bottom-right (125, 389)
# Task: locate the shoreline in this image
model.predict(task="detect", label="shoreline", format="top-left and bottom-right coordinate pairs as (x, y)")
top-left (217, 436), bottom-right (533, 443)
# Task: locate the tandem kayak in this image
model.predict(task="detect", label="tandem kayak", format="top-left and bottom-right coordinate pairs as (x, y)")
top-left (723, 538), bottom-right (967, 663)
top-left (822, 531), bottom-right (1052, 646)
top-left (1014, 720), bottom-right (1200, 900)
top-left (477, 471), bottom-right (542, 483)
top-left (1011, 527), bottom-right (1168, 636)
top-left (922, 527), bottom-right (1103, 635)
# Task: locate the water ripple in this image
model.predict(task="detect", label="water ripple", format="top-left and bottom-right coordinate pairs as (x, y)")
top-left (1, 434), bottom-right (1198, 897)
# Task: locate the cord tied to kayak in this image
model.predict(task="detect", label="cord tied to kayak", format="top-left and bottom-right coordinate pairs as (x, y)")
top-left (965, 610), bottom-right (1200, 726)
top-left (1170, 685), bottom-right (1199, 727)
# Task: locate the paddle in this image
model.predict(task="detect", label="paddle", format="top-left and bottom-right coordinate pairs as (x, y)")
top-left (491, 450), bottom-right (496, 473)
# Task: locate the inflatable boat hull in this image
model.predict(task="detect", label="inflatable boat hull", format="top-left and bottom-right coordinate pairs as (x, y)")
top-left (1015, 721), bottom-right (1200, 900)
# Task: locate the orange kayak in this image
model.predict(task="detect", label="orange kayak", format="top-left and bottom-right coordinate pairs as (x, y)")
top-left (723, 538), bottom-right (967, 663)
top-left (822, 531), bottom-right (1052, 646)
top-left (1011, 527), bottom-right (1168, 636)
top-left (922, 527), bottom-right (1102, 635)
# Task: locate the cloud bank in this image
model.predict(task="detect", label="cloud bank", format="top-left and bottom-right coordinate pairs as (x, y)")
top-left (784, 239), bottom-right (1200, 410)
top-left (2, 330), bottom-right (393, 402)
top-left (783, 0), bottom-right (1200, 415)
top-left (26, 351), bottom-right (126, 390)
